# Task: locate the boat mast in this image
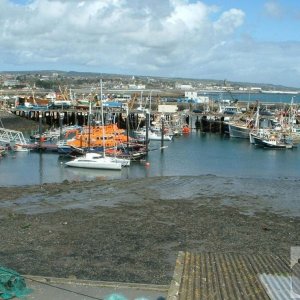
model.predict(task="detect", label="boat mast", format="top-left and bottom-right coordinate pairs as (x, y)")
top-left (100, 79), bottom-right (106, 157)
top-left (289, 96), bottom-right (295, 132)
top-left (88, 99), bottom-right (92, 151)
top-left (254, 104), bottom-right (260, 129)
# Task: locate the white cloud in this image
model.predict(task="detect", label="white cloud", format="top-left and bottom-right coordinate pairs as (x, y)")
top-left (214, 9), bottom-right (245, 35)
top-left (264, 0), bottom-right (283, 19)
top-left (0, 0), bottom-right (299, 87)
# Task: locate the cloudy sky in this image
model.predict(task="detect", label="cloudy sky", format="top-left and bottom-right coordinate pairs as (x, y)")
top-left (1, 0), bottom-right (300, 87)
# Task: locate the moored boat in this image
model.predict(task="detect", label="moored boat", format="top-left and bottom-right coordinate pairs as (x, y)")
top-left (13, 144), bottom-right (30, 152)
top-left (252, 132), bottom-right (294, 149)
top-left (228, 121), bottom-right (252, 138)
top-left (65, 152), bottom-right (123, 169)
top-left (134, 127), bottom-right (173, 141)
top-left (182, 125), bottom-right (190, 134)
top-left (57, 123), bottom-right (131, 154)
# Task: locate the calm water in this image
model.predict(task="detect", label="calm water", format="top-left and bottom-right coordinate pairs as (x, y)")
top-left (1, 132), bottom-right (300, 187)
top-left (1, 132), bottom-right (300, 217)
top-left (200, 91), bottom-right (300, 103)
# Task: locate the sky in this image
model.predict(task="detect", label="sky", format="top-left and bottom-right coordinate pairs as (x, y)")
top-left (1, 0), bottom-right (300, 88)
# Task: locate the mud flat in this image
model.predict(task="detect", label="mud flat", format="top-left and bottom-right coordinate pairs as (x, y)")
top-left (0, 176), bottom-right (299, 285)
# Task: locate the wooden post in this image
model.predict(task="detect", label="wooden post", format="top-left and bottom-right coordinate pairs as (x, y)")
top-left (161, 118), bottom-right (164, 151)
top-left (59, 112), bottom-right (64, 140)
top-left (75, 113), bottom-right (78, 126)
top-left (126, 113), bottom-right (130, 153)
top-left (195, 116), bottom-right (200, 130)
top-left (39, 111), bottom-right (43, 150)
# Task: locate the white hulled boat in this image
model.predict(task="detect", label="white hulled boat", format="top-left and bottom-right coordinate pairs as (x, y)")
top-left (134, 127), bottom-right (173, 141)
top-left (65, 79), bottom-right (127, 170)
top-left (65, 152), bottom-right (123, 169)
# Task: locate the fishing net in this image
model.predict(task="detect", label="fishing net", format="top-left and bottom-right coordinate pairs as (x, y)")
top-left (105, 294), bottom-right (128, 300)
top-left (0, 266), bottom-right (32, 299)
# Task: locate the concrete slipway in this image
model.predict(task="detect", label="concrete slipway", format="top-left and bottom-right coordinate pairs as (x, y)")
top-left (22, 251), bottom-right (296, 300)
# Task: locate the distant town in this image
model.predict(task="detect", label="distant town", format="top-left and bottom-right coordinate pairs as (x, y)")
top-left (0, 70), bottom-right (299, 113)
top-left (1, 71), bottom-right (299, 97)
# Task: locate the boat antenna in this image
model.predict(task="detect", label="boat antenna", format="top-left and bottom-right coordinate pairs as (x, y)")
top-left (100, 79), bottom-right (106, 157)
top-left (88, 99), bottom-right (92, 152)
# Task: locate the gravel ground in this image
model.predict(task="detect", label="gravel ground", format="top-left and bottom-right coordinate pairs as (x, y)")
top-left (0, 177), bottom-right (299, 285)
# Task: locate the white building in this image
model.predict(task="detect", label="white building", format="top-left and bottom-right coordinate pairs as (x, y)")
top-left (184, 91), bottom-right (209, 103)
top-left (158, 104), bottom-right (178, 113)
top-left (128, 84), bottom-right (146, 90)
top-left (180, 84), bottom-right (193, 90)
top-left (250, 87), bottom-right (262, 91)
top-left (3, 80), bottom-right (19, 87)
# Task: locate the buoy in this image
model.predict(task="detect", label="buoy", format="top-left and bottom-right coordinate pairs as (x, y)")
top-left (182, 126), bottom-right (190, 134)
top-left (145, 162), bottom-right (150, 167)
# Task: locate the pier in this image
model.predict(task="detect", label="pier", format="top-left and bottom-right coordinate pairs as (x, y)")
top-left (1, 98), bottom-right (298, 140)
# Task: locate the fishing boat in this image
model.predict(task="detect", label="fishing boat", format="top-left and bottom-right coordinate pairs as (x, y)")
top-left (56, 140), bottom-right (85, 155)
top-left (227, 117), bottom-right (255, 138)
top-left (31, 125), bottom-right (81, 143)
top-left (252, 132), bottom-right (294, 149)
top-left (106, 142), bottom-right (147, 161)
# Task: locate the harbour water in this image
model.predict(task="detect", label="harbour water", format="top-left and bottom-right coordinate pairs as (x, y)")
top-left (200, 91), bottom-right (300, 103)
top-left (1, 132), bottom-right (300, 217)
top-left (2, 132), bottom-right (300, 187)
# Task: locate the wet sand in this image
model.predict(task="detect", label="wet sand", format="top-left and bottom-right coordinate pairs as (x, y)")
top-left (0, 177), bottom-right (299, 285)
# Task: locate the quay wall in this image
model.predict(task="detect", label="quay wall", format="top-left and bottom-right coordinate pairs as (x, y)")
top-left (0, 109), bottom-right (39, 131)
top-left (2, 98), bottom-right (293, 134)
top-left (2, 109), bottom-right (227, 136)
top-left (2, 108), bottom-right (140, 132)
